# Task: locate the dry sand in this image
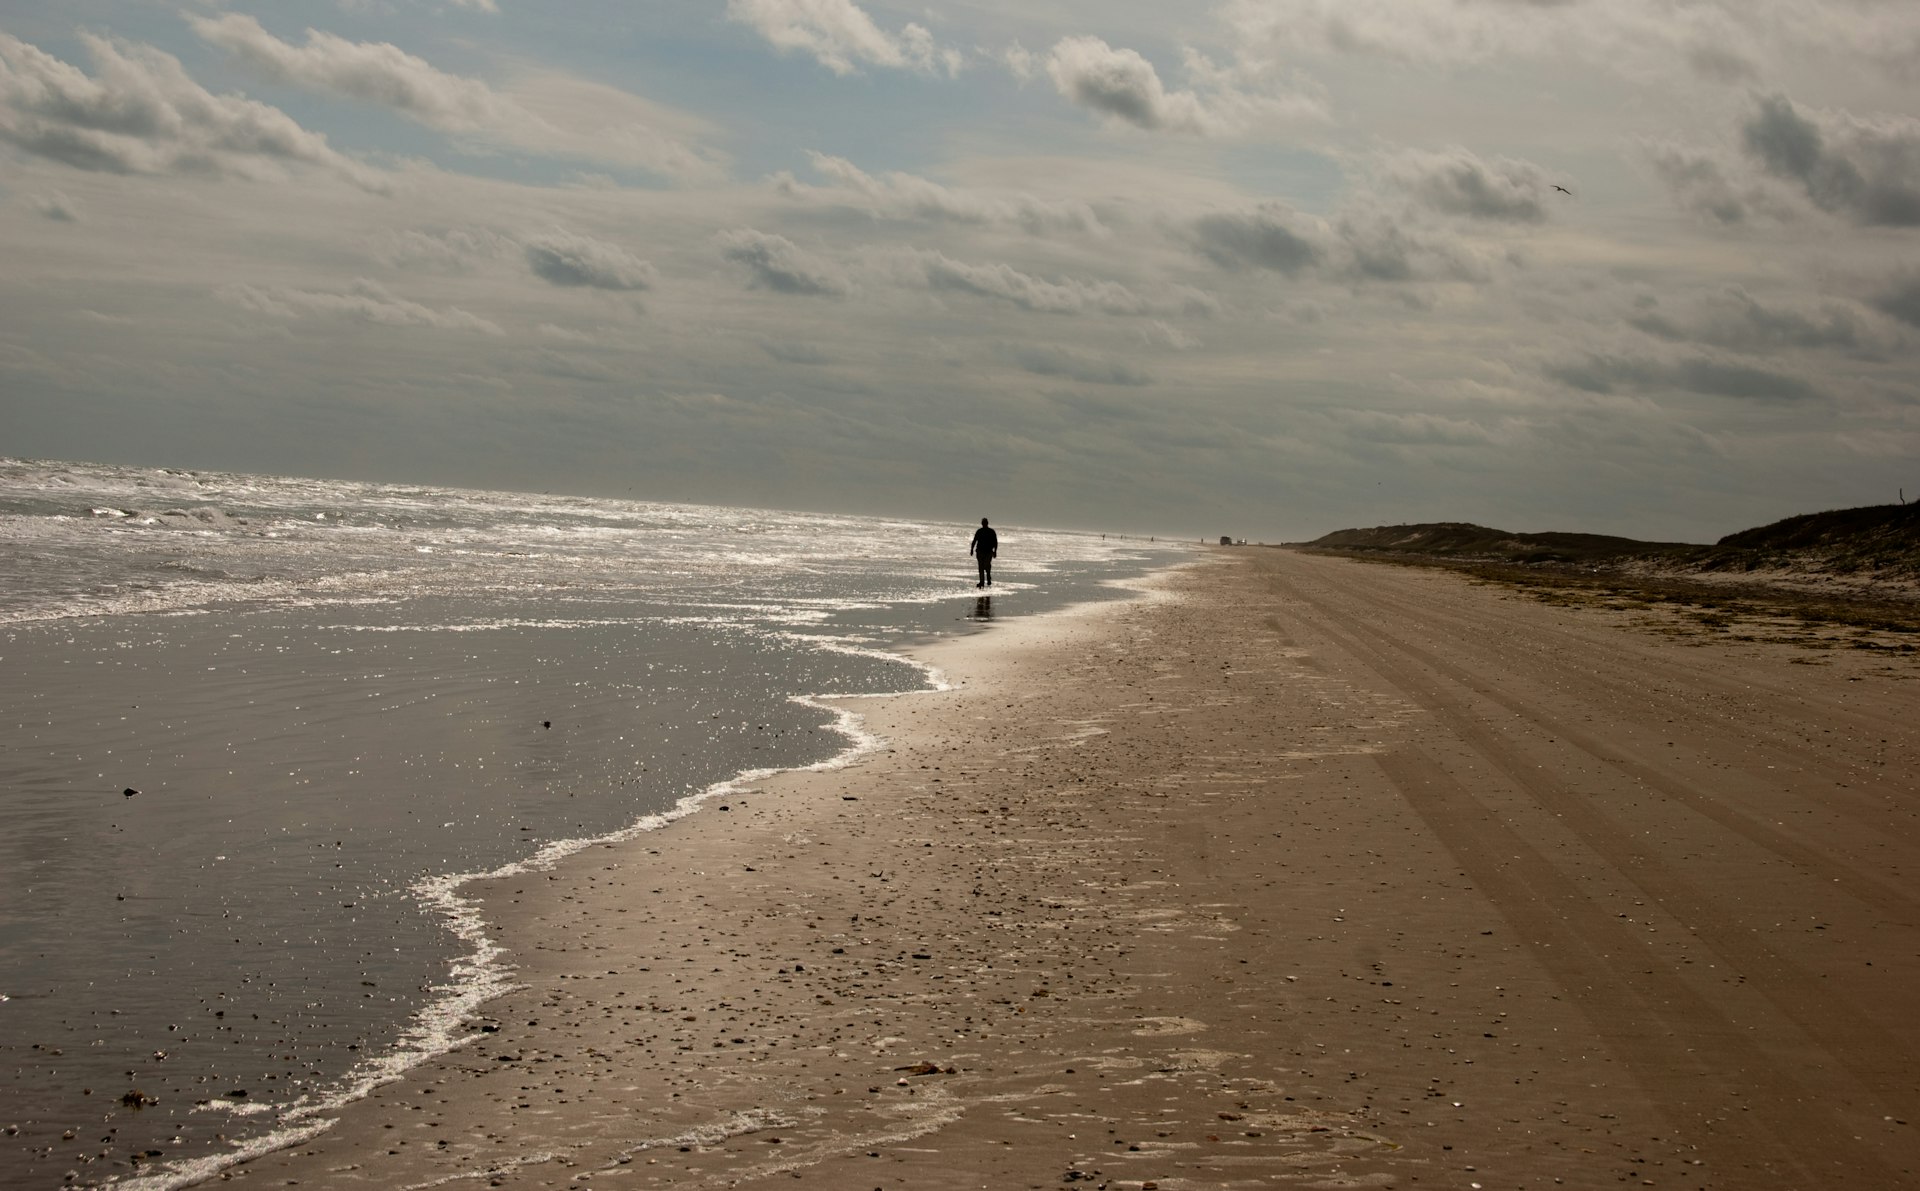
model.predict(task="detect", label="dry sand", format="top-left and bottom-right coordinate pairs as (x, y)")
top-left (229, 549), bottom-right (1919, 1190)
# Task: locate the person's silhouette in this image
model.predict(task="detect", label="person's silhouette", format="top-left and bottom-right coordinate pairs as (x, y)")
top-left (970, 517), bottom-right (998, 588)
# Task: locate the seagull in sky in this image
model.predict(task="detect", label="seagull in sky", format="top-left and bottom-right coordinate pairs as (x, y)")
top-left (1553, 184), bottom-right (1574, 195)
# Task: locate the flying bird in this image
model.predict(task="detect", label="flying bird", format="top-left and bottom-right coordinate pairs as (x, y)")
top-left (1553, 184), bottom-right (1574, 195)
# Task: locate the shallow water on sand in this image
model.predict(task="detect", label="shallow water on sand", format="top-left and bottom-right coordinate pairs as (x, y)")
top-left (0, 459), bottom-right (1182, 1188)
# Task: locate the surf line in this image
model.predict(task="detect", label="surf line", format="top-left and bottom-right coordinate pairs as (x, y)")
top-left (116, 646), bottom-right (950, 1191)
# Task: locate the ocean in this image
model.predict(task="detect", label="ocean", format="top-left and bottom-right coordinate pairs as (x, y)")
top-left (0, 458), bottom-right (1182, 1189)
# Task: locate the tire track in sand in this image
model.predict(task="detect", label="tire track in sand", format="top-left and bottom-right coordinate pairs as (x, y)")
top-left (1271, 575), bottom-right (1920, 926)
top-left (1255, 553), bottom-right (1919, 1187)
top-left (1328, 565), bottom-right (1920, 845)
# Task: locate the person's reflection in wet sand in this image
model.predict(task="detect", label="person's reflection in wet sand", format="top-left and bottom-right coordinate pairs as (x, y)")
top-left (973, 595), bottom-right (993, 620)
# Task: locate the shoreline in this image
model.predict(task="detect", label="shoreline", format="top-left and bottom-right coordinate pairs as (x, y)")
top-left (110, 572), bottom-right (1158, 1191)
top-left (198, 566), bottom-right (1214, 1190)
top-left (211, 548), bottom-right (1920, 1190)
top-left (111, 612), bottom-right (953, 1191)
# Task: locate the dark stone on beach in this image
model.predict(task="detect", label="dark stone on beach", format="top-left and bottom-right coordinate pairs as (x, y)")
top-left (120, 1090), bottom-right (154, 1108)
top-left (542, 721), bottom-right (551, 729)
top-left (123, 788), bottom-right (138, 797)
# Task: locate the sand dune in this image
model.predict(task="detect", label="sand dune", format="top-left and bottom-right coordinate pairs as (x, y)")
top-left (239, 549), bottom-right (1920, 1190)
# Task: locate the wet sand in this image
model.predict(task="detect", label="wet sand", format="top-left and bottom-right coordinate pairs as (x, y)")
top-left (233, 549), bottom-right (1920, 1190)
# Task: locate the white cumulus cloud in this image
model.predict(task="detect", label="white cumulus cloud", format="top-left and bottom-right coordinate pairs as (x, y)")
top-left (1043, 35), bottom-right (1321, 136)
top-left (192, 13), bottom-right (723, 181)
top-left (0, 30), bottom-right (386, 191)
top-left (716, 229), bottom-right (852, 296)
top-left (726, 0), bottom-right (961, 76)
top-left (31, 189), bottom-right (80, 222)
top-left (1388, 148), bottom-right (1555, 223)
top-left (523, 229), bottom-right (656, 291)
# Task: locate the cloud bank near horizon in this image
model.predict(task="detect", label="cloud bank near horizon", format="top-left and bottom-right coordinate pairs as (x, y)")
top-left (1, 0), bottom-right (1916, 541)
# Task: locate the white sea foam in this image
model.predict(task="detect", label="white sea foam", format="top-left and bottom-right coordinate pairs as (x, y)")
top-left (110, 1118), bottom-right (337, 1191)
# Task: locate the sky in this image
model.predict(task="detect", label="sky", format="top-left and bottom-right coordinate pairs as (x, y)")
top-left (2, 0), bottom-right (1918, 542)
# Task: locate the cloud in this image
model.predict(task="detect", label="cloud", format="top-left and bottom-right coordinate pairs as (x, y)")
top-left (192, 13), bottom-right (722, 180)
top-left (1045, 36), bottom-right (1211, 134)
top-left (1042, 36), bottom-right (1321, 136)
top-left (1141, 319), bottom-right (1201, 349)
top-left (1741, 94), bottom-right (1920, 227)
top-left (1010, 344), bottom-right (1152, 386)
top-left (1185, 200), bottom-right (1488, 283)
top-left (1646, 95), bottom-right (1920, 228)
top-left (760, 340), bottom-right (837, 365)
top-left (530, 349), bottom-right (617, 382)
top-left (193, 14), bottom-right (506, 129)
top-left (1686, 43), bottom-right (1757, 84)
top-left (1390, 148), bottom-right (1553, 223)
top-left (772, 152), bottom-right (1107, 235)
top-left (1335, 408), bottom-right (1506, 447)
top-left (1627, 290), bottom-right (1873, 352)
top-left (367, 227), bottom-right (515, 273)
top-left (725, 0), bottom-right (961, 76)
top-left (1871, 273), bottom-right (1920, 329)
top-left (1219, 0), bottom-right (1920, 103)
top-left (1547, 351), bottom-right (1820, 402)
top-left (1217, 0), bottom-right (1804, 83)
top-left (523, 230), bottom-right (656, 291)
top-left (716, 229), bottom-right (851, 295)
top-left (1188, 203), bottom-right (1327, 274)
top-left (0, 30), bottom-right (386, 191)
top-left (1643, 141), bottom-right (1765, 224)
top-left (1225, 0), bottom-right (1552, 65)
top-left (1004, 41), bottom-right (1041, 81)
top-left (365, 226), bottom-right (656, 292)
top-left (220, 278), bottom-right (503, 334)
top-left (1334, 209), bottom-right (1490, 282)
top-left (887, 248), bottom-right (1217, 317)
top-left (30, 189), bottom-right (79, 221)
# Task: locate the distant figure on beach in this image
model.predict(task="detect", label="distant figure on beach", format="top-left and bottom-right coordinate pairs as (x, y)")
top-left (970, 518), bottom-right (998, 588)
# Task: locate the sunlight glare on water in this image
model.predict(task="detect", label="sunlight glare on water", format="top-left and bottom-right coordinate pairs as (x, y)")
top-left (0, 457), bottom-right (1183, 1189)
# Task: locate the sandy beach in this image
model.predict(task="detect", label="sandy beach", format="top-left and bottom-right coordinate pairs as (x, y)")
top-left (229, 548), bottom-right (1920, 1191)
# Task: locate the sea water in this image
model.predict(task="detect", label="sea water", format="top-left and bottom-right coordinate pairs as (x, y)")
top-left (0, 458), bottom-right (1183, 1188)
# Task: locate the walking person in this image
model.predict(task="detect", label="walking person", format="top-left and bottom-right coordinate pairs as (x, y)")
top-left (970, 517), bottom-right (998, 588)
